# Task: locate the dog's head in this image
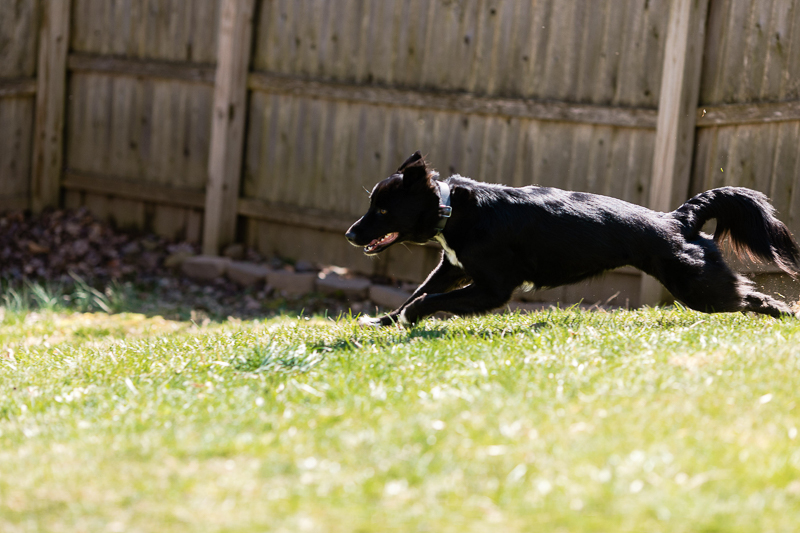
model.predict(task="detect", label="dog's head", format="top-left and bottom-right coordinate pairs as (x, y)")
top-left (345, 151), bottom-right (442, 255)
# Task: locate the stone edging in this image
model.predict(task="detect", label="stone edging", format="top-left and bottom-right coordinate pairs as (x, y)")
top-left (179, 255), bottom-right (609, 314)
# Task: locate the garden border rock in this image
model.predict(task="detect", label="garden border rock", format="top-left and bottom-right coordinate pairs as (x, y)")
top-left (178, 255), bottom-right (600, 316)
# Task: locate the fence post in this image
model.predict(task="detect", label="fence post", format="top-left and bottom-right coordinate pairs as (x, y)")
top-left (31, 0), bottom-right (71, 213)
top-left (202, 0), bottom-right (256, 255)
top-left (640, 0), bottom-right (710, 306)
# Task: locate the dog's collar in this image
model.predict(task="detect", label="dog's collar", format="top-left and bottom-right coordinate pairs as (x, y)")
top-left (434, 180), bottom-right (452, 234)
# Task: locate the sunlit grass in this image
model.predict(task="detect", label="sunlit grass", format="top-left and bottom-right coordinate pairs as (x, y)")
top-left (1, 305), bottom-right (800, 532)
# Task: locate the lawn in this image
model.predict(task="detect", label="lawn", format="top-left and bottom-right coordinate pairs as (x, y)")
top-left (1, 303), bottom-right (800, 532)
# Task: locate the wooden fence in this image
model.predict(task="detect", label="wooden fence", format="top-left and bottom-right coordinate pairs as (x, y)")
top-left (2, 0), bottom-right (800, 306)
top-left (0, 1), bottom-right (39, 214)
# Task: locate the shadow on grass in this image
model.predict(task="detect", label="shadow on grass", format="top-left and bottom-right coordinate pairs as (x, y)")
top-left (309, 318), bottom-right (550, 356)
top-left (226, 320), bottom-right (550, 376)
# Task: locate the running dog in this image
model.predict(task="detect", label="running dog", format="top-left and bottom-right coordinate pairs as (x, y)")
top-left (345, 151), bottom-right (800, 326)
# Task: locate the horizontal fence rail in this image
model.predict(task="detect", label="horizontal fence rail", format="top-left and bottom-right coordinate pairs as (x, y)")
top-left (247, 72), bottom-right (659, 128)
top-left (0, 78), bottom-right (37, 97)
top-left (67, 53), bottom-right (217, 85)
top-left (696, 100), bottom-right (800, 126)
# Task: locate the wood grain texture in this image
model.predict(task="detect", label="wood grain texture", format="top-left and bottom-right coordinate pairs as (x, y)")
top-left (70, 0), bottom-right (221, 63)
top-left (243, 92), bottom-right (655, 219)
top-left (62, 170), bottom-right (206, 208)
top-left (31, 0), bottom-right (71, 212)
top-left (252, 0), bottom-right (669, 107)
top-left (649, 0), bottom-right (710, 213)
top-left (0, 0), bottom-right (40, 78)
top-left (0, 78), bottom-right (37, 97)
top-left (249, 219), bottom-right (381, 276)
top-left (0, 195), bottom-right (29, 213)
top-left (247, 72), bottom-right (659, 128)
top-left (700, 0), bottom-right (800, 104)
top-left (65, 73), bottom-right (213, 189)
top-left (63, 172), bottom-right (205, 241)
top-left (0, 97), bottom-right (35, 208)
top-left (690, 0), bottom-right (800, 281)
top-left (690, 121), bottom-right (800, 218)
top-left (237, 197), bottom-right (354, 233)
top-left (689, 120), bottom-right (800, 277)
top-left (68, 52), bottom-right (216, 84)
top-left (643, 0), bottom-right (710, 305)
top-left (696, 99), bottom-right (800, 126)
top-left (202, 0), bottom-right (255, 255)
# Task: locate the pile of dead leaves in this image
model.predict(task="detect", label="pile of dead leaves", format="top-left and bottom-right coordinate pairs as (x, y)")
top-left (0, 208), bottom-right (358, 320)
top-left (0, 208), bottom-right (193, 283)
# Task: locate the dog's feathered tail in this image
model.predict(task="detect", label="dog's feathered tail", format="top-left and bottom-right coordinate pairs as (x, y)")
top-left (672, 186), bottom-right (800, 276)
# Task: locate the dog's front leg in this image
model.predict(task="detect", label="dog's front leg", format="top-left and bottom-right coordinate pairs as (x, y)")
top-left (399, 283), bottom-right (514, 326)
top-left (359, 258), bottom-right (469, 327)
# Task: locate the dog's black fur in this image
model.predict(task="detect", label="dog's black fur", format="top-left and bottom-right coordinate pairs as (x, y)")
top-left (346, 151), bottom-right (800, 326)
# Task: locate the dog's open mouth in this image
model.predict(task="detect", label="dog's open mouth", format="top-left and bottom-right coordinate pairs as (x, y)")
top-left (364, 232), bottom-right (399, 254)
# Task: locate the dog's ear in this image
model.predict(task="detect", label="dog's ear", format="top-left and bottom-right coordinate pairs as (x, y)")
top-left (398, 151), bottom-right (428, 188)
top-left (398, 151), bottom-right (424, 172)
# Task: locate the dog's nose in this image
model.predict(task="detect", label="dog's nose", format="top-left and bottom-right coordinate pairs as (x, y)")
top-left (345, 231), bottom-right (357, 243)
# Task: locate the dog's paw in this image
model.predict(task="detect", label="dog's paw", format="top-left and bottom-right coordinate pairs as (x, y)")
top-left (358, 315), bottom-right (386, 327)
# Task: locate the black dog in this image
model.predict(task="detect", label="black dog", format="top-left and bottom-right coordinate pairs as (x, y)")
top-left (345, 151), bottom-right (800, 326)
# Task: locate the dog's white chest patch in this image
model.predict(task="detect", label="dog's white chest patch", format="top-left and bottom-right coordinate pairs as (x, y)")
top-left (433, 235), bottom-right (463, 268)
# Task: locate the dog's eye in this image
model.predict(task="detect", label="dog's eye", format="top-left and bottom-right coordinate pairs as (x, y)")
top-left (379, 209), bottom-right (388, 215)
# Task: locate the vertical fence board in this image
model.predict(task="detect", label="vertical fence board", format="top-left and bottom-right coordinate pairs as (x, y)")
top-left (719, 0), bottom-right (752, 104)
top-left (788, 123), bottom-right (800, 224)
top-left (0, 1), bottom-right (40, 78)
top-left (700, 0), bottom-right (731, 105)
top-left (31, 0), bottom-right (71, 212)
top-left (770, 122), bottom-right (800, 220)
top-left (71, 0), bottom-right (220, 63)
top-left (642, 0), bottom-right (709, 304)
top-left (760, 1), bottom-right (793, 99)
top-left (66, 74), bottom-right (212, 188)
top-left (575, 0), bottom-right (606, 103)
top-left (0, 98), bottom-right (35, 209)
top-left (202, 0), bottom-right (255, 255)
top-left (701, 0), bottom-right (800, 104)
top-left (649, 0), bottom-right (710, 212)
top-left (592, 1), bottom-right (627, 105)
top-left (625, 131), bottom-right (652, 208)
top-left (564, 124), bottom-right (593, 192)
top-left (0, 1), bottom-right (39, 211)
top-left (783, 1), bottom-right (800, 100)
top-left (251, 0), bottom-right (668, 106)
top-left (741, 0), bottom-right (775, 101)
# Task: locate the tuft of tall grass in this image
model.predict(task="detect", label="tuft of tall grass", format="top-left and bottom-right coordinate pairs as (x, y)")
top-left (0, 275), bottom-right (138, 321)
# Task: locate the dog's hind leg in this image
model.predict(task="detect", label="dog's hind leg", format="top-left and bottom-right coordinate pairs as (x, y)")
top-left (667, 270), bottom-right (793, 318)
top-left (741, 291), bottom-right (794, 318)
top-left (649, 241), bottom-right (794, 318)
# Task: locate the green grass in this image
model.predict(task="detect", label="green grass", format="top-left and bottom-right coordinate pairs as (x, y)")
top-left (2, 304), bottom-right (800, 532)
